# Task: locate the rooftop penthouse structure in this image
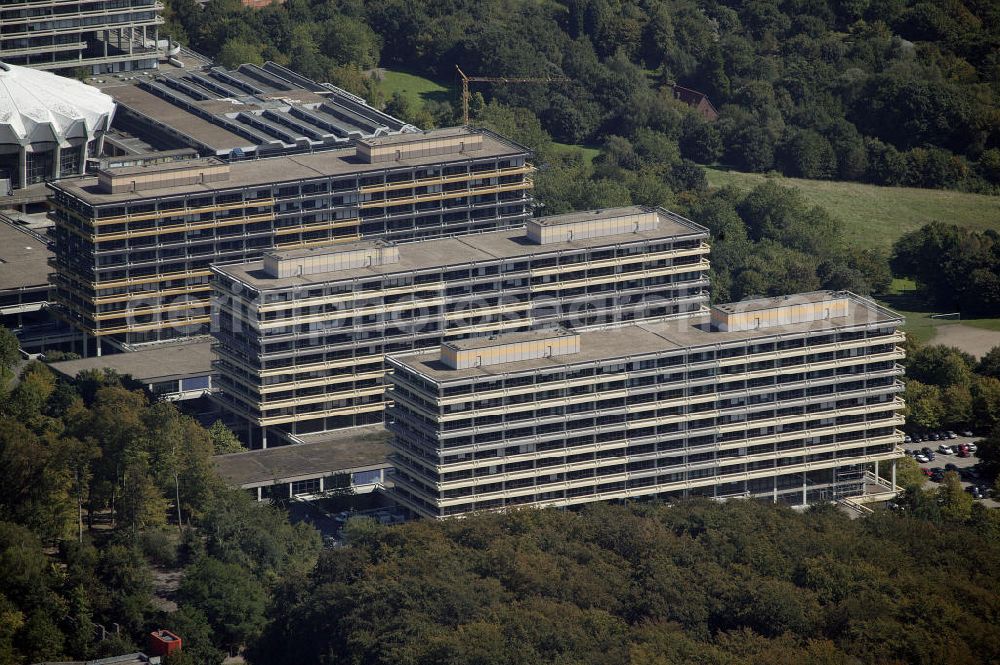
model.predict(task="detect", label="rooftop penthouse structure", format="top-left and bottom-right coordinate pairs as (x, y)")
top-left (0, 0), bottom-right (163, 74)
top-left (386, 291), bottom-right (906, 518)
top-left (211, 206), bottom-right (711, 444)
top-left (47, 127), bottom-right (533, 347)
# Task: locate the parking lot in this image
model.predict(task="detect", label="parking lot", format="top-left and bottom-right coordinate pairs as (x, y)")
top-left (902, 435), bottom-right (999, 508)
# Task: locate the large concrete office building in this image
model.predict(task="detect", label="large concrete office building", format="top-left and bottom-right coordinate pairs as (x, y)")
top-left (211, 206), bottom-right (711, 444)
top-left (47, 127), bottom-right (533, 347)
top-left (386, 291), bottom-right (906, 518)
top-left (0, 1), bottom-right (163, 74)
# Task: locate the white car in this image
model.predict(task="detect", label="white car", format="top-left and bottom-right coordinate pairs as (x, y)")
top-left (938, 445), bottom-right (955, 455)
top-left (914, 453), bottom-right (930, 463)
top-left (967, 442), bottom-right (978, 453)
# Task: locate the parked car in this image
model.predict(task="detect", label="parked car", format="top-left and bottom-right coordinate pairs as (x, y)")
top-left (921, 447), bottom-right (936, 460)
top-left (968, 486), bottom-right (984, 499)
top-left (921, 468), bottom-right (933, 477)
top-left (930, 471), bottom-right (945, 483)
top-left (967, 442), bottom-right (978, 453)
top-left (938, 445), bottom-right (955, 455)
top-left (957, 448), bottom-right (971, 458)
top-left (904, 434), bottom-right (913, 443)
top-left (930, 433), bottom-right (941, 441)
top-left (944, 463), bottom-right (959, 473)
top-left (914, 453), bottom-right (930, 463)
top-left (961, 430), bottom-right (974, 437)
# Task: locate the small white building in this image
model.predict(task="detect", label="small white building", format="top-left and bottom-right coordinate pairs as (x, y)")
top-left (0, 62), bottom-right (115, 191)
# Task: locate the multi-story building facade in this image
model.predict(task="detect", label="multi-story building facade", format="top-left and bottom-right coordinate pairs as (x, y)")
top-left (0, 0), bottom-right (163, 73)
top-left (387, 291), bottom-right (906, 518)
top-left (211, 206), bottom-right (711, 444)
top-left (47, 127), bottom-right (533, 347)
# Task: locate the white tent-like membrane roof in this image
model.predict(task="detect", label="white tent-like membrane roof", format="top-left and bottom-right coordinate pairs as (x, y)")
top-left (0, 61), bottom-right (116, 149)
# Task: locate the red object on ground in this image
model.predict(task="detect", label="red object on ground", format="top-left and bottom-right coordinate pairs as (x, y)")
top-left (148, 629), bottom-right (182, 656)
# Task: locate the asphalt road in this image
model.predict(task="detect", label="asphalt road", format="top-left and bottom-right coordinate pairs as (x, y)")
top-left (903, 435), bottom-right (999, 508)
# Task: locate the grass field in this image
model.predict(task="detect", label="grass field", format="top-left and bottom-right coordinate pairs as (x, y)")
top-left (550, 142), bottom-right (601, 164)
top-left (881, 279), bottom-right (1000, 353)
top-left (373, 69), bottom-right (453, 109)
top-left (706, 167), bottom-right (1000, 251)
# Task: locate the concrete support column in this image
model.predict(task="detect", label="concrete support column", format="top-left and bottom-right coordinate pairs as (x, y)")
top-left (891, 459), bottom-right (897, 491)
top-left (874, 460), bottom-right (879, 483)
top-left (318, 477), bottom-right (324, 493)
top-left (95, 338), bottom-right (102, 357)
top-left (256, 487), bottom-right (262, 502)
top-left (18, 148), bottom-right (27, 190)
top-left (773, 474), bottom-right (778, 504)
top-left (52, 147), bottom-right (61, 180)
top-left (801, 472), bottom-right (807, 506)
top-left (261, 427), bottom-right (268, 450)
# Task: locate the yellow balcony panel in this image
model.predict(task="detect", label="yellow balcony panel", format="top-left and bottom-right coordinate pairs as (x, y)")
top-left (94, 212), bottom-right (277, 242)
top-left (93, 284), bottom-right (213, 306)
top-left (258, 401), bottom-right (388, 427)
top-left (358, 164), bottom-right (536, 193)
top-left (90, 198), bottom-right (276, 227)
top-left (94, 299), bottom-right (210, 322)
top-left (260, 385), bottom-right (386, 410)
top-left (274, 234), bottom-right (361, 250)
top-left (224, 369), bottom-right (387, 396)
top-left (358, 180), bottom-right (532, 209)
top-left (92, 315), bottom-right (212, 337)
top-left (91, 269), bottom-right (214, 290)
top-left (273, 218), bottom-right (360, 236)
top-left (529, 244), bottom-right (711, 278)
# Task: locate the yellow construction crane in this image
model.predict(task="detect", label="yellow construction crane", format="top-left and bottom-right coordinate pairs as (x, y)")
top-left (456, 65), bottom-right (568, 125)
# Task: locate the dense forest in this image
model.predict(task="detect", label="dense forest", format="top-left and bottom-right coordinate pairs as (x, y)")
top-left (251, 498), bottom-right (1000, 665)
top-left (163, 0), bottom-right (1000, 193)
top-left (2, 327), bottom-right (1000, 664)
top-left (0, 333), bottom-right (319, 665)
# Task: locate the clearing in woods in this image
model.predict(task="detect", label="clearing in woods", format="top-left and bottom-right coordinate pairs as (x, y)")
top-left (706, 167), bottom-right (1000, 252)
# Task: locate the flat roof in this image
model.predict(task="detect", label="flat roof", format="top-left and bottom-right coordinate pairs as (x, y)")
top-left (713, 291), bottom-right (847, 314)
top-left (216, 207), bottom-right (708, 290)
top-left (390, 293), bottom-right (903, 383)
top-left (48, 340), bottom-right (214, 383)
top-left (50, 128), bottom-right (528, 205)
top-left (213, 425), bottom-right (391, 488)
top-left (0, 220), bottom-right (52, 290)
top-left (96, 156), bottom-right (225, 179)
top-left (360, 126), bottom-right (470, 146)
top-left (104, 81), bottom-right (250, 149)
top-left (443, 328), bottom-right (574, 351)
top-left (268, 238), bottom-right (389, 262)
top-left (530, 205), bottom-right (651, 227)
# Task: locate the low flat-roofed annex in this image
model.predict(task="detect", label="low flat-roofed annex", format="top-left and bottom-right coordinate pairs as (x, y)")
top-left (0, 221), bottom-right (52, 291)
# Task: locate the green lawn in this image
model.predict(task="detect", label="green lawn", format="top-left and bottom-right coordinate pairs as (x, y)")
top-left (706, 167), bottom-right (1000, 251)
top-left (374, 69), bottom-right (453, 109)
top-left (550, 142), bottom-right (601, 164)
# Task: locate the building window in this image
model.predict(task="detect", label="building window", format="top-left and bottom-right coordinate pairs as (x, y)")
top-left (60, 146), bottom-right (83, 177)
top-left (26, 150), bottom-right (53, 185)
